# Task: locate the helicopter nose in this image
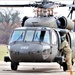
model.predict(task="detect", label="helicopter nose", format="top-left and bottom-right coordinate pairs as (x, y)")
top-left (9, 43), bottom-right (50, 62)
top-left (20, 43), bottom-right (43, 61)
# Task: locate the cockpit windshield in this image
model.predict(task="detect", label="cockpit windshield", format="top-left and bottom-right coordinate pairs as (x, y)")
top-left (9, 29), bottom-right (50, 44)
top-left (25, 30), bottom-right (35, 41)
top-left (34, 30), bottom-right (50, 44)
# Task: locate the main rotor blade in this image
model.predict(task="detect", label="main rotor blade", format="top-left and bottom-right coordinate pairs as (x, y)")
top-left (0, 4), bottom-right (39, 7)
top-left (0, 3), bottom-right (75, 8)
top-left (0, 4), bottom-right (25, 7)
top-left (42, 3), bottom-right (59, 8)
top-left (59, 3), bottom-right (75, 7)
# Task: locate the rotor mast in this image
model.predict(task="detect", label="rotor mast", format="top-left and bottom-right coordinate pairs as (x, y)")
top-left (34, 0), bottom-right (54, 17)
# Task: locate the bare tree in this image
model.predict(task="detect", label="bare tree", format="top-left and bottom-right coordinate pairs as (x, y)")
top-left (0, 8), bottom-right (21, 32)
top-left (0, 8), bottom-right (21, 44)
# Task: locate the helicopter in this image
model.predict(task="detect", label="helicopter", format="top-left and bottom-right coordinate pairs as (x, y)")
top-left (1, 0), bottom-right (75, 71)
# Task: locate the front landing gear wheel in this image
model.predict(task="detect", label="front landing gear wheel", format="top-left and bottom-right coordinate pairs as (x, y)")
top-left (62, 62), bottom-right (68, 71)
top-left (11, 62), bottom-right (19, 70)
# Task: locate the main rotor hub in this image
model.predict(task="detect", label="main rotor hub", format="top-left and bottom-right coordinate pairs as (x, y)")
top-left (33, 8), bottom-right (53, 17)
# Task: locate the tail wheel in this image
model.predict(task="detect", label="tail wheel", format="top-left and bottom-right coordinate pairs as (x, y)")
top-left (62, 62), bottom-right (68, 71)
top-left (11, 62), bottom-right (19, 70)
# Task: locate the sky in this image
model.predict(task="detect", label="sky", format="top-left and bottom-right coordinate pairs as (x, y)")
top-left (0, 0), bottom-right (74, 20)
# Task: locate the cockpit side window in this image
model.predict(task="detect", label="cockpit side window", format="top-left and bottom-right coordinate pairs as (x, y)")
top-left (52, 31), bottom-right (57, 44)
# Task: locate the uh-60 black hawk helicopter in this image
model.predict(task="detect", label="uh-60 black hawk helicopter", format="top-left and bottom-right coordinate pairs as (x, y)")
top-left (1, 0), bottom-right (75, 71)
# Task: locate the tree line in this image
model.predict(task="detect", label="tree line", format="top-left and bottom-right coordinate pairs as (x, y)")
top-left (0, 8), bottom-right (21, 44)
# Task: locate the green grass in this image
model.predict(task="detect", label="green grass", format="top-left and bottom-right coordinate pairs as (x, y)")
top-left (0, 45), bottom-right (8, 61)
top-left (73, 59), bottom-right (75, 62)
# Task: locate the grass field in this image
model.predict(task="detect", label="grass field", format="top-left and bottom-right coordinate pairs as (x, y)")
top-left (0, 45), bottom-right (8, 61)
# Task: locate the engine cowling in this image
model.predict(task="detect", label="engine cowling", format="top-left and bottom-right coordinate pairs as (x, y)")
top-left (24, 17), bottom-right (57, 28)
top-left (24, 16), bottom-right (74, 30)
top-left (57, 16), bottom-right (74, 30)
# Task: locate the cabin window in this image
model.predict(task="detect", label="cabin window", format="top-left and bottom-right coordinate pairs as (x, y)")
top-left (9, 30), bottom-right (25, 44)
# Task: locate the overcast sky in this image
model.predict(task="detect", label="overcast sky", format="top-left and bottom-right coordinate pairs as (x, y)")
top-left (0, 0), bottom-right (74, 20)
